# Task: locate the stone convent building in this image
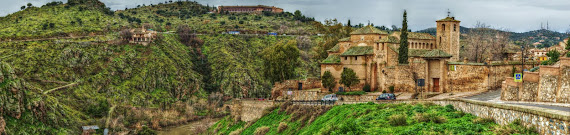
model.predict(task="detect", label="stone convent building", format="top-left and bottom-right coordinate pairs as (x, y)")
top-left (217, 5), bottom-right (283, 14)
top-left (321, 17), bottom-right (462, 93)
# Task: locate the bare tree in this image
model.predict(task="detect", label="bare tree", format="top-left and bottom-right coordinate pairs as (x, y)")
top-left (119, 29), bottom-right (133, 42)
top-left (465, 21), bottom-right (511, 62)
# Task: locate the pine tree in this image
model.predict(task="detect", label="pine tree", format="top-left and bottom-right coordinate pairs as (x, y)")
top-left (398, 10), bottom-right (409, 64)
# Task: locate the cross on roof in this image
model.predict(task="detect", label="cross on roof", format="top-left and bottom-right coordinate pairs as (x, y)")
top-left (447, 9), bottom-right (451, 17)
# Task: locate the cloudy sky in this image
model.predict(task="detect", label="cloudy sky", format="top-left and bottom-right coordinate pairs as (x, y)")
top-left (1, 0), bottom-right (569, 32)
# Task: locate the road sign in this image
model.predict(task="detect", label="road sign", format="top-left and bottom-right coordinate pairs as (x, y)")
top-left (514, 73), bottom-right (522, 82)
top-left (417, 79), bottom-right (425, 86)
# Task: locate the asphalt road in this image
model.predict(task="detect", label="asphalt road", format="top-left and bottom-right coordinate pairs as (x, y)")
top-left (465, 90), bottom-right (570, 112)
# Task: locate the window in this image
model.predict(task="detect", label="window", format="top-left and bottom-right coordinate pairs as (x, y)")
top-left (442, 24), bottom-right (446, 31)
top-left (355, 56), bottom-right (358, 60)
top-left (345, 57), bottom-right (348, 60)
top-left (454, 24), bottom-right (457, 31)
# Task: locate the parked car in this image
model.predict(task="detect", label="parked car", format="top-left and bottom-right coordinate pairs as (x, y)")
top-left (376, 93), bottom-right (396, 100)
top-left (322, 94), bottom-right (338, 101)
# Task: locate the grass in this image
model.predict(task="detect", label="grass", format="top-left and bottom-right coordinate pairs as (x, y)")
top-left (210, 102), bottom-right (538, 135)
top-left (336, 90), bottom-right (367, 95)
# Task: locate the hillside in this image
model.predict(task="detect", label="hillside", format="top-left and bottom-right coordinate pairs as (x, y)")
top-left (0, 0), bottom-right (323, 134)
top-left (208, 102), bottom-right (537, 135)
top-left (0, 0), bottom-right (127, 40)
top-left (116, 1), bottom-right (317, 34)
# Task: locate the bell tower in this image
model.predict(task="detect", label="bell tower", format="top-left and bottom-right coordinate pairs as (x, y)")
top-left (436, 11), bottom-right (461, 61)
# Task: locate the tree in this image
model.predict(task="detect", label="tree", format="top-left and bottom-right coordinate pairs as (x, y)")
top-left (119, 29), bottom-right (133, 42)
top-left (340, 68), bottom-right (359, 91)
top-left (541, 50), bottom-right (560, 65)
top-left (398, 10), bottom-right (409, 64)
top-left (177, 24), bottom-right (203, 47)
top-left (294, 10), bottom-right (302, 20)
top-left (27, 3), bottom-right (32, 8)
top-left (464, 21), bottom-right (511, 62)
top-left (261, 40), bottom-right (301, 83)
top-left (347, 19), bottom-right (351, 27)
top-left (21, 6), bottom-right (25, 10)
top-left (321, 71), bottom-right (336, 92)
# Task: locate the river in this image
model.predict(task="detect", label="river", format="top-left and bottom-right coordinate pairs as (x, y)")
top-left (157, 118), bottom-right (220, 135)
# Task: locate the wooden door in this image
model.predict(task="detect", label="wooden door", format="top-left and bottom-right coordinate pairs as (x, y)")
top-left (433, 78), bottom-right (440, 92)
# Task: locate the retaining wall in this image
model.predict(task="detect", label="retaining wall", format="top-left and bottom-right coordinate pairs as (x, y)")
top-left (501, 57), bottom-right (570, 103)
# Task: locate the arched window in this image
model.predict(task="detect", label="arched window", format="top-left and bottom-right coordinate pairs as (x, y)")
top-left (442, 24), bottom-right (446, 31)
top-left (454, 24), bottom-right (457, 31)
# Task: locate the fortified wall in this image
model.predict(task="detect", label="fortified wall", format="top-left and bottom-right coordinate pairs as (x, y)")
top-left (501, 57), bottom-right (570, 103)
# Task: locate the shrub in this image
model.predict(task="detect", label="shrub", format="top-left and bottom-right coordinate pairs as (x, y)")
top-left (444, 104), bottom-right (455, 112)
top-left (472, 117), bottom-right (495, 124)
top-left (137, 126), bottom-right (156, 135)
top-left (229, 128), bottom-right (244, 135)
top-left (362, 83), bottom-right (371, 92)
top-left (254, 126), bottom-right (270, 135)
top-left (336, 91), bottom-right (366, 95)
top-left (239, 20), bottom-right (244, 24)
top-left (278, 122), bottom-right (288, 133)
top-left (413, 113), bottom-right (447, 124)
top-left (388, 114), bottom-right (407, 126)
top-left (382, 90), bottom-right (387, 93)
top-left (389, 86), bottom-right (395, 93)
top-left (493, 119), bottom-right (536, 135)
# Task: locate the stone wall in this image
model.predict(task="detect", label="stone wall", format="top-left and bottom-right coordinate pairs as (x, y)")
top-left (337, 95), bottom-right (377, 101)
top-left (520, 72), bottom-right (539, 102)
top-left (558, 66), bottom-right (570, 103)
top-left (270, 78), bottom-right (322, 99)
top-left (232, 100), bottom-right (275, 122)
top-left (538, 66), bottom-right (559, 102)
top-left (448, 64), bottom-right (489, 92)
top-left (432, 99), bottom-right (569, 135)
top-left (280, 90), bottom-right (319, 101)
top-left (501, 57), bottom-right (570, 103)
top-left (501, 77), bottom-right (520, 101)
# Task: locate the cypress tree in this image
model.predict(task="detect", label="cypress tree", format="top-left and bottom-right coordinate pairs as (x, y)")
top-left (347, 19), bottom-right (351, 27)
top-left (398, 10), bottom-right (409, 64)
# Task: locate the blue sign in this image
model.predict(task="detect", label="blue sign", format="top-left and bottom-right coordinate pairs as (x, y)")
top-left (417, 79), bottom-right (425, 86)
top-left (514, 73), bottom-right (522, 82)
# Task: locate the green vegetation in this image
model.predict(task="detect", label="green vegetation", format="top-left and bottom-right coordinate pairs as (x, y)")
top-left (340, 68), bottom-right (359, 90)
top-left (0, 0), bottom-right (127, 40)
top-left (321, 71), bottom-right (336, 92)
top-left (541, 50), bottom-right (560, 65)
top-left (398, 10), bottom-right (409, 64)
top-left (209, 103), bottom-right (537, 135)
top-left (261, 40), bottom-right (301, 83)
top-left (336, 91), bottom-right (366, 95)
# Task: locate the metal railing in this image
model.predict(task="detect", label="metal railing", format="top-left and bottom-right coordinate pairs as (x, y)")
top-left (274, 100), bottom-right (336, 106)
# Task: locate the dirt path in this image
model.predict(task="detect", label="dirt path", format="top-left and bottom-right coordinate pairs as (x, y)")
top-left (157, 118), bottom-right (220, 135)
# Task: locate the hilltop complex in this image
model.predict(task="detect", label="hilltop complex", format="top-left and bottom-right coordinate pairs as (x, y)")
top-left (217, 5), bottom-right (283, 14)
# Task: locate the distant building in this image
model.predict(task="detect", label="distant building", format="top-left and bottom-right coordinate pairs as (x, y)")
top-left (228, 31), bottom-right (240, 35)
top-left (126, 26), bottom-right (157, 46)
top-left (218, 5), bottom-right (283, 14)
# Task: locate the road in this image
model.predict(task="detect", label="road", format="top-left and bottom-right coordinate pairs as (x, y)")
top-left (465, 90), bottom-right (570, 112)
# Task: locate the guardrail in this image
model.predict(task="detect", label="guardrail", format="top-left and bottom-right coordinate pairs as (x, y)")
top-left (274, 100), bottom-right (336, 106)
